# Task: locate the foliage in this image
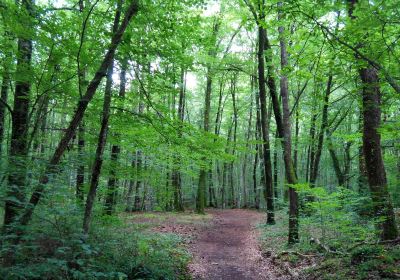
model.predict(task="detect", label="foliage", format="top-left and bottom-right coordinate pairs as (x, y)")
top-left (0, 208), bottom-right (191, 280)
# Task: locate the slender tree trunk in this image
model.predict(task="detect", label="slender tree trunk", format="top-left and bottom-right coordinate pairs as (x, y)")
top-left (75, 0), bottom-right (87, 205)
top-left (253, 146), bottom-right (260, 209)
top-left (358, 110), bottom-right (368, 194)
top-left (278, 16), bottom-right (299, 243)
top-left (343, 141), bottom-right (352, 188)
top-left (221, 118), bottom-right (233, 209)
top-left (310, 75), bottom-right (332, 186)
top-left (229, 74), bottom-right (238, 208)
top-left (209, 77), bottom-right (226, 208)
top-left (197, 20), bottom-right (220, 214)
top-left (257, 25), bottom-right (275, 224)
top-left (104, 56), bottom-right (128, 215)
top-left (0, 67), bottom-right (10, 157)
top-left (125, 157), bottom-right (137, 212)
top-left (133, 151), bottom-right (143, 211)
top-left (293, 107), bottom-right (299, 173)
top-left (242, 84), bottom-right (254, 208)
top-left (83, 3), bottom-right (122, 233)
top-left (173, 66), bottom-right (185, 211)
top-left (273, 131), bottom-right (279, 199)
top-left (254, 79), bottom-right (262, 210)
top-left (326, 135), bottom-right (345, 186)
top-left (307, 111), bottom-right (317, 183)
top-left (76, 122), bottom-right (85, 202)
top-left (196, 67), bottom-right (212, 214)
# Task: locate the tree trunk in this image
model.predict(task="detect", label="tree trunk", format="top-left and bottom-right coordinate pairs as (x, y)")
top-left (273, 131), bottom-right (279, 199)
top-left (104, 55), bottom-right (128, 215)
top-left (3, 0), bottom-right (34, 231)
top-left (359, 67), bottom-right (398, 240)
top-left (257, 25), bottom-right (274, 224)
top-left (196, 66), bottom-right (212, 214)
top-left (242, 82), bottom-right (254, 208)
top-left (310, 75), bottom-right (332, 186)
top-left (229, 74), bottom-right (238, 208)
top-left (173, 66), bottom-right (186, 211)
top-left (134, 151), bottom-right (143, 211)
top-left (358, 110), bottom-right (368, 194)
top-left (83, 3), bottom-right (122, 233)
top-left (293, 108), bottom-right (299, 173)
top-left (196, 19), bottom-right (220, 214)
top-left (0, 65), bottom-right (10, 157)
top-left (75, 0), bottom-right (87, 204)
top-left (327, 135), bottom-right (345, 186)
top-left (76, 122), bottom-right (85, 202)
top-left (277, 15), bottom-right (299, 243)
top-left (348, 0), bottom-right (398, 240)
top-left (125, 157), bottom-right (137, 212)
top-left (307, 111), bottom-right (317, 183)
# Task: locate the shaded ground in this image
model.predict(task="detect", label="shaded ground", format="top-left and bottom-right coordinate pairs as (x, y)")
top-left (188, 209), bottom-right (284, 280)
top-left (125, 209), bottom-right (287, 279)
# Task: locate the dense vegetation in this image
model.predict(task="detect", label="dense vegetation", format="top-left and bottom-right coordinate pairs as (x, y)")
top-left (0, 0), bottom-right (399, 279)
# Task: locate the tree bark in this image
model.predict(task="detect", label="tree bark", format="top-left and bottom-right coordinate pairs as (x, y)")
top-left (257, 25), bottom-right (275, 224)
top-left (0, 63), bottom-right (10, 157)
top-left (134, 151), bottom-right (143, 211)
top-left (3, 0), bottom-right (34, 230)
top-left (196, 18), bottom-right (220, 214)
top-left (348, 0), bottom-right (398, 240)
top-left (310, 75), bottom-right (332, 186)
top-left (229, 74), bottom-right (238, 208)
top-left (76, 122), bottom-right (85, 202)
top-left (242, 81), bottom-right (254, 208)
top-left (275, 6), bottom-right (299, 243)
top-left (173, 66), bottom-right (185, 211)
top-left (358, 110), bottom-right (368, 194)
top-left (104, 55), bottom-right (128, 215)
top-left (83, 2), bottom-right (122, 232)
top-left (359, 67), bottom-right (398, 240)
top-left (326, 135), bottom-right (345, 186)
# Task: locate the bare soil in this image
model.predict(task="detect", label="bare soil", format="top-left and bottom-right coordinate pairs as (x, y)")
top-left (188, 209), bottom-right (285, 280)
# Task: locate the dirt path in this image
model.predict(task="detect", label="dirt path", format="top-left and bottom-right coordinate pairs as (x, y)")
top-left (188, 209), bottom-right (281, 280)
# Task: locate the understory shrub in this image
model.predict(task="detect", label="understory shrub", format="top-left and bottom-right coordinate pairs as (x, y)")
top-left (0, 204), bottom-right (190, 280)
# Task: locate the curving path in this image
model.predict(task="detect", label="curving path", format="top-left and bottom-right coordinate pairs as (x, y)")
top-left (188, 209), bottom-right (282, 280)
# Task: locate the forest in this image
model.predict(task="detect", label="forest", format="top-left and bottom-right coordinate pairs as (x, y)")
top-left (0, 0), bottom-right (399, 279)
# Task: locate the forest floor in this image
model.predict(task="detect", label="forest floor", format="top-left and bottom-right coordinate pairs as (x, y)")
top-left (187, 209), bottom-right (285, 280)
top-left (127, 209), bottom-right (287, 280)
top-left (126, 209), bottom-right (400, 280)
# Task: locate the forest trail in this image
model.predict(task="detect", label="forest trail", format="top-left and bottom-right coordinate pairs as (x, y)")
top-left (188, 209), bottom-right (281, 280)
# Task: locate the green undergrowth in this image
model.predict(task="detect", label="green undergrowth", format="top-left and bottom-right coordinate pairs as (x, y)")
top-left (0, 207), bottom-right (194, 280)
top-left (259, 187), bottom-right (400, 280)
top-left (123, 210), bottom-right (212, 228)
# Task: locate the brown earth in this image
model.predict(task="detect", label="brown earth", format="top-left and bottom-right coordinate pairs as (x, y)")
top-left (188, 209), bottom-right (285, 280)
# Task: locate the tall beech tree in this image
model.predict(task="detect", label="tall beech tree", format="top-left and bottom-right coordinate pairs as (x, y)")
top-left (276, 2), bottom-right (299, 243)
top-left (196, 17), bottom-right (220, 214)
top-left (348, 0), bottom-right (398, 240)
top-left (3, 0), bottom-right (34, 230)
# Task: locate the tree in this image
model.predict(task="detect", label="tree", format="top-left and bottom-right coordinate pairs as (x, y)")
top-left (196, 17), bottom-right (220, 214)
top-left (347, 0), bottom-right (398, 240)
top-left (15, 0), bottom-right (140, 239)
top-left (3, 0), bottom-right (34, 231)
